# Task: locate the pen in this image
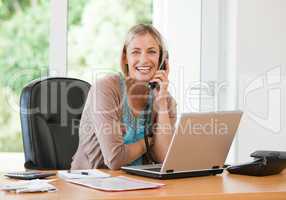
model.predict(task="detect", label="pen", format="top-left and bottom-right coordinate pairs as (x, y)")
top-left (67, 170), bottom-right (89, 175)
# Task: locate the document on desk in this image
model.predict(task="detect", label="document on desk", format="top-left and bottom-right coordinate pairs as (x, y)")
top-left (0, 179), bottom-right (57, 193)
top-left (57, 169), bottom-right (110, 179)
top-left (67, 176), bottom-right (165, 191)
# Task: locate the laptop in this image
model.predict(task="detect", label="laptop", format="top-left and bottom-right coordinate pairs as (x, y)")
top-left (121, 111), bottom-right (243, 179)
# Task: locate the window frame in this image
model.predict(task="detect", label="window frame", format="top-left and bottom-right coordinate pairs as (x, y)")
top-left (49, 0), bottom-right (68, 77)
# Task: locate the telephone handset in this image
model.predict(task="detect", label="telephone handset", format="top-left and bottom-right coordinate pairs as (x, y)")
top-left (148, 50), bottom-right (167, 90)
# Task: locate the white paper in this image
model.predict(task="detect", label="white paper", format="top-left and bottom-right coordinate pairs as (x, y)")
top-left (0, 179), bottom-right (57, 193)
top-left (67, 176), bottom-right (165, 191)
top-left (57, 169), bottom-right (110, 179)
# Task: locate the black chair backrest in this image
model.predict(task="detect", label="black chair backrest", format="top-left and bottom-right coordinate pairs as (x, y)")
top-left (20, 77), bottom-right (91, 169)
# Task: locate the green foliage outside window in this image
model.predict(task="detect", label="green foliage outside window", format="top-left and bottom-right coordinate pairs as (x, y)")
top-left (68, 0), bottom-right (152, 78)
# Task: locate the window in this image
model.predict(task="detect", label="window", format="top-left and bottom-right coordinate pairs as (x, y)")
top-left (0, 0), bottom-right (49, 153)
top-left (67, 0), bottom-right (153, 82)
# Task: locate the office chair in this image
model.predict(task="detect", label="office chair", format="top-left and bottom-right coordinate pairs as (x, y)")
top-left (20, 77), bottom-right (91, 169)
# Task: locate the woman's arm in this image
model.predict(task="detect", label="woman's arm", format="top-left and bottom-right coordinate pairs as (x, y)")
top-left (152, 96), bottom-right (177, 162)
top-left (149, 67), bottom-right (177, 163)
top-left (83, 76), bottom-right (149, 169)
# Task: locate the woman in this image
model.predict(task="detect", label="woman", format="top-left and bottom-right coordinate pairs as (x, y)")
top-left (71, 24), bottom-right (177, 170)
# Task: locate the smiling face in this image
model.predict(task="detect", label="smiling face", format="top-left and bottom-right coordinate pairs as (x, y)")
top-left (125, 33), bottom-right (160, 82)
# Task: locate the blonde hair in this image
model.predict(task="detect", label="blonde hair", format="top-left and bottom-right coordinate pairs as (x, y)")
top-left (120, 24), bottom-right (168, 76)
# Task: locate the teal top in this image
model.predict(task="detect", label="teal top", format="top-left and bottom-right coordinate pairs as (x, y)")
top-left (119, 74), bottom-right (154, 166)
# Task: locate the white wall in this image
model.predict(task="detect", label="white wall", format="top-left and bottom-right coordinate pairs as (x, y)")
top-left (236, 0), bottom-right (286, 162)
top-left (201, 0), bottom-right (286, 163)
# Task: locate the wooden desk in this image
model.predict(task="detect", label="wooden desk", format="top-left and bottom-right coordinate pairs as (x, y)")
top-left (1, 170), bottom-right (286, 200)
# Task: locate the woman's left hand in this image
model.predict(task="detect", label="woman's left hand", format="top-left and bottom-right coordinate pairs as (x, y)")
top-left (150, 61), bottom-right (170, 111)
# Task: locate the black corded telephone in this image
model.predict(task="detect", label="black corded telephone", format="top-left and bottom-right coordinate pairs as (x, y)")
top-left (148, 49), bottom-right (167, 90)
top-left (227, 150), bottom-right (286, 176)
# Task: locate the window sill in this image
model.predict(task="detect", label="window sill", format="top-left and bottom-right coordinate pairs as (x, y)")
top-left (0, 152), bottom-right (25, 172)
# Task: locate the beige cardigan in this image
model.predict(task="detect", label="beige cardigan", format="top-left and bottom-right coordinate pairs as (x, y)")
top-left (71, 73), bottom-right (177, 170)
